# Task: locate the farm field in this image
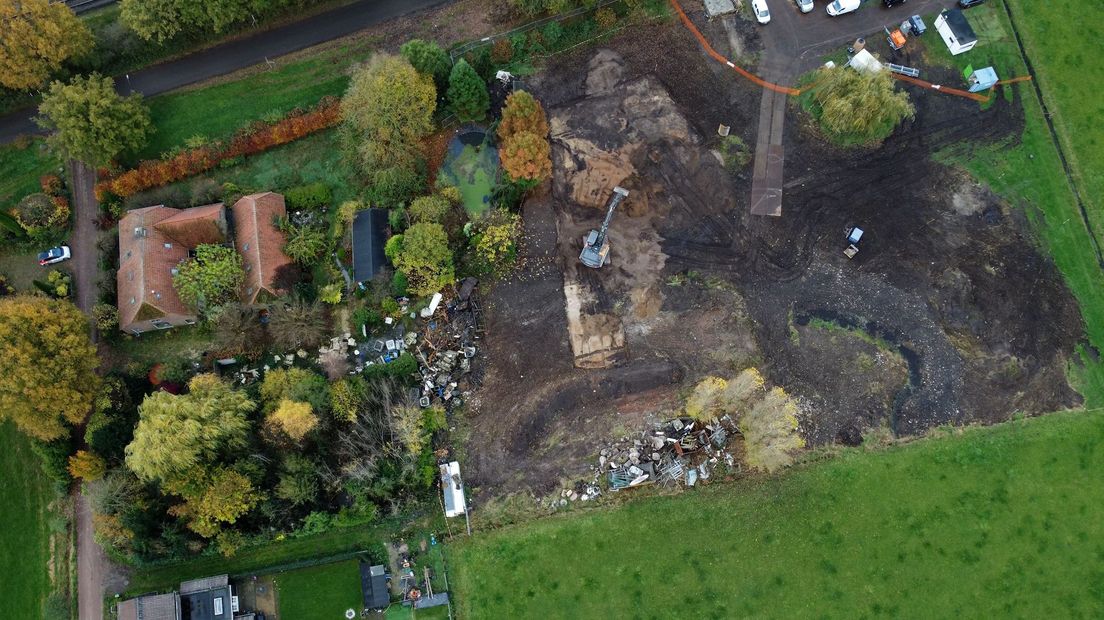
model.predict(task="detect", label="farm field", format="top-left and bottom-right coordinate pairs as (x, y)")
top-left (0, 423), bottom-right (58, 620)
top-left (274, 559), bottom-right (364, 620)
top-left (448, 411), bottom-right (1104, 619)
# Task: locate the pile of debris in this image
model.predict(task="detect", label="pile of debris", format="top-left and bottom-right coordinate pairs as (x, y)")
top-left (411, 278), bottom-right (484, 414)
top-left (599, 416), bottom-right (739, 491)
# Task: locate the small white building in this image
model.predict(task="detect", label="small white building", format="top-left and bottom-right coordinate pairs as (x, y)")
top-left (440, 461), bottom-right (467, 518)
top-left (935, 9), bottom-right (978, 56)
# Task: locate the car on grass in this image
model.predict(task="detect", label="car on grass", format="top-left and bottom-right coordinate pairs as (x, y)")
top-left (752, 0), bottom-right (771, 23)
top-left (958, 0), bottom-right (985, 7)
top-left (38, 245), bottom-right (71, 266)
top-left (827, 0), bottom-right (860, 15)
top-left (796, 0), bottom-right (814, 13)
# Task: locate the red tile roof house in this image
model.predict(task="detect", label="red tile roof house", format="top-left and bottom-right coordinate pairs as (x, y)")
top-left (117, 193), bottom-right (294, 334)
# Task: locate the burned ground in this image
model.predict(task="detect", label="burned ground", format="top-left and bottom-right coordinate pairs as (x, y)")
top-left (463, 20), bottom-right (1084, 498)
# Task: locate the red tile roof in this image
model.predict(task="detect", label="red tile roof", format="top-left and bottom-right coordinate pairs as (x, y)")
top-left (231, 192), bottom-right (293, 304)
top-left (154, 202), bottom-right (227, 248)
top-left (117, 206), bottom-right (192, 330)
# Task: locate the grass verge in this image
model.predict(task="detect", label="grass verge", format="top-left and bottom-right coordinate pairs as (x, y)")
top-left (0, 423), bottom-right (58, 620)
top-left (447, 410), bottom-right (1104, 618)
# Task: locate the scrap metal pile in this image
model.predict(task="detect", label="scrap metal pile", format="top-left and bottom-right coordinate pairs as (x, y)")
top-left (412, 277), bottom-right (483, 413)
top-left (598, 416), bottom-right (740, 491)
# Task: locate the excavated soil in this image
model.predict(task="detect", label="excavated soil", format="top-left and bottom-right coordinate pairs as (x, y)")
top-left (464, 22), bottom-right (1084, 498)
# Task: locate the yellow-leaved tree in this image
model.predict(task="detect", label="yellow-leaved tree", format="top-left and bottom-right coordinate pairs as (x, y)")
top-left (0, 296), bottom-right (99, 441)
top-left (167, 467), bottom-right (260, 538)
top-left (740, 386), bottom-right (804, 473)
top-left (68, 450), bottom-right (106, 481)
top-left (0, 0), bottom-right (93, 90)
top-left (268, 399), bottom-right (319, 442)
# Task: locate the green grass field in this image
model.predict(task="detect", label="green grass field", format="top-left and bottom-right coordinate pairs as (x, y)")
top-left (136, 42), bottom-right (373, 162)
top-left (0, 141), bottom-right (61, 216)
top-left (275, 559), bottom-right (364, 620)
top-left (919, 1), bottom-right (1104, 404)
top-left (0, 423), bottom-right (57, 620)
top-left (448, 411), bottom-right (1104, 619)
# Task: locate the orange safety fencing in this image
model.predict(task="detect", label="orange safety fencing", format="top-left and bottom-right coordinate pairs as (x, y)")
top-left (668, 0), bottom-right (1033, 104)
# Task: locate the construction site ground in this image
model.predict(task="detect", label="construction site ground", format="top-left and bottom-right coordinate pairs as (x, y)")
top-left (463, 16), bottom-right (1084, 499)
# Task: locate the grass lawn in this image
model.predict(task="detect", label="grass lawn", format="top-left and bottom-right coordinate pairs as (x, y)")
top-left (0, 141), bottom-right (62, 215)
top-left (136, 41), bottom-right (374, 162)
top-left (0, 249), bottom-right (49, 292)
top-left (0, 423), bottom-right (58, 620)
top-left (385, 604), bottom-right (450, 619)
top-left (275, 559), bottom-right (364, 620)
top-left (918, 1), bottom-right (1104, 405)
top-left (447, 411), bottom-right (1104, 619)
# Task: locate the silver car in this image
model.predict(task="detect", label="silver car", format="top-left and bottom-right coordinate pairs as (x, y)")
top-left (796, 0), bottom-right (814, 13)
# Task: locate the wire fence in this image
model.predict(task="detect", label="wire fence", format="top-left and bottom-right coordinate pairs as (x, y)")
top-left (449, 0), bottom-right (626, 60)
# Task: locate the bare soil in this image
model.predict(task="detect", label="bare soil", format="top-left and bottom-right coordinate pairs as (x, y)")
top-left (463, 21), bottom-right (1084, 498)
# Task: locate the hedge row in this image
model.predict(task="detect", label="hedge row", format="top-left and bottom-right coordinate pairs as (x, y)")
top-left (95, 96), bottom-right (342, 200)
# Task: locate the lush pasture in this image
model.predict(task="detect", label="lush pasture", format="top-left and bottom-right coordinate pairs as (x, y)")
top-left (448, 411), bottom-right (1104, 619)
top-left (0, 423), bottom-right (57, 620)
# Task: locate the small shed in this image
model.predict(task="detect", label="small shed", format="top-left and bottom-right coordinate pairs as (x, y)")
top-left (968, 66), bottom-right (999, 92)
top-left (935, 9), bottom-right (978, 55)
top-left (848, 49), bottom-right (885, 74)
top-left (352, 208), bottom-right (389, 283)
top-left (361, 563), bottom-right (391, 610)
top-left (440, 461), bottom-right (467, 518)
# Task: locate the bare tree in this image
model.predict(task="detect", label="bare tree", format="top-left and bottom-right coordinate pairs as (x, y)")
top-left (268, 299), bottom-right (329, 352)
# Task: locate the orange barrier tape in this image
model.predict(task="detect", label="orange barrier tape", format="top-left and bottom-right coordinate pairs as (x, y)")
top-left (889, 73), bottom-right (990, 102)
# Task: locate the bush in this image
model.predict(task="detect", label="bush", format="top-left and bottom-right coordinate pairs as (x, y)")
top-left (384, 235), bottom-right (404, 263)
top-left (491, 38), bottom-right (514, 65)
top-left (809, 65), bottom-right (915, 145)
top-left (363, 351), bottom-right (417, 382)
top-left (283, 225), bottom-right (329, 265)
top-left (391, 271), bottom-right (409, 297)
top-left (369, 166), bottom-right (425, 208)
top-left (595, 7), bottom-right (618, 31)
top-left (319, 282), bottom-right (343, 304)
top-left (285, 182), bottom-right (333, 212)
top-left (542, 21), bottom-right (564, 47)
top-left (408, 195), bottom-right (451, 224)
top-left (388, 206), bottom-right (407, 232)
top-left (719, 134), bottom-right (752, 171)
top-left (92, 303), bottom-right (119, 331)
top-left (30, 437), bottom-right (73, 487)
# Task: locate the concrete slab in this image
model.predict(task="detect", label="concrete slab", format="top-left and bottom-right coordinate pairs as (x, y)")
top-left (703, 0), bottom-right (737, 18)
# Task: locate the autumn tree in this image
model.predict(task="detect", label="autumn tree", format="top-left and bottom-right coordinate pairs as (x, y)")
top-left (268, 399), bottom-right (319, 442)
top-left (330, 376), bottom-right (368, 423)
top-left (68, 450), bottom-right (106, 481)
top-left (500, 131), bottom-right (552, 184)
top-left (259, 367), bottom-right (330, 414)
top-left (268, 299), bottom-right (328, 352)
top-left (393, 404), bottom-right (444, 458)
top-left (400, 38), bottom-right (453, 91)
top-left (37, 74), bottom-right (152, 167)
top-left (120, 0), bottom-right (260, 43)
top-left (447, 59), bottom-right (490, 122)
top-left (409, 195), bottom-right (451, 224)
top-left (167, 467), bottom-right (260, 538)
top-left (685, 376), bottom-right (729, 422)
top-left (740, 387), bottom-right (804, 473)
top-left (341, 54), bottom-right (436, 188)
top-left (0, 296), bottom-right (99, 441)
top-left (125, 374), bottom-right (253, 484)
top-left (394, 222), bottom-right (455, 296)
top-left (173, 244), bottom-right (245, 311)
top-left (811, 65), bottom-right (915, 145)
top-left (497, 90), bottom-right (549, 141)
top-left (0, 0), bottom-right (92, 90)
top-left (473, 210), bottom-right (521, 273)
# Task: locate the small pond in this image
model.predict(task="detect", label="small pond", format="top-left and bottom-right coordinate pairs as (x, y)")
top-left (436, 126), bottom-right (500, 217)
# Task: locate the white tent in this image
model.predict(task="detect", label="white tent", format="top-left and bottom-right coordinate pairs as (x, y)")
top-left (847, 49), bottom-right (885, 74)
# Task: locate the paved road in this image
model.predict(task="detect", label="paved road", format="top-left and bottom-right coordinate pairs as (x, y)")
top-left (0, 0), bottom-right (450, 143)
top-left (746, 0), bottom-right (958, 216)
top-left (67, 158), bottom-right (109, 620)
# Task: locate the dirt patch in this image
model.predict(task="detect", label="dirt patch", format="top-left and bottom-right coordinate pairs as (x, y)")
top-left (463, 22), bottom-right (1084, 499)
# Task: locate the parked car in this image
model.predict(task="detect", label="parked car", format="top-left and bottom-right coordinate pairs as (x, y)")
top-left (958, 0), bottom-right (985, 7)
top-left (827, 0), bottom-right (860, 16)
top-left (751, 0), bottom-right (771, 23)
top-left (884, 0), bottom-right (907, 7)
top-left (38, 245), bottom-right (71, 266)
top-left (796, 0), bottom-right (814, 13)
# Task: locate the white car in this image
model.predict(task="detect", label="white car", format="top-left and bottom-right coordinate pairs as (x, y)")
top-left (796, 0), bottom-right (814, 13)
top-left (751, 0), bottom-right (771, 23)
top-left (38, 245), bottom-right (71, 266)
top-left (827, 0), bottom-right (860, 15)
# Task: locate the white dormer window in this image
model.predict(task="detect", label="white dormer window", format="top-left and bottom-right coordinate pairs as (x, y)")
top-left (164, 243), bottom-right (172, 249)
top-left (129, 297), bottom-right (136, 305)
top-left (243, 243), bottom-right (250, 251)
